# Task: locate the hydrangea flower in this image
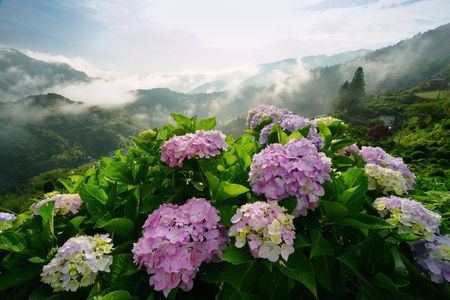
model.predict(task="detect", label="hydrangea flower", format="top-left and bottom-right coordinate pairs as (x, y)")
top-left (411, 235), bottom-right (450, 283)
top-left (161, 130), bottom-right (227, 168)
top-left (314, 116), bottom-right (344, 127)
top-left (373, 196), bottom-right (441, 240)
top-left (0, 212), bottom-right (16, 222)
top-left (247, 104), bottom-right (290, 130)
top-left (41, 234), bottom-right (113, 292)
top-left (30, 193), bottom-right (83, 216)
top-left (229, 201), bottom-right (295, 262)
top-left (360, 146), bottom-right (415, 190)
top-left (132, 198), bottom-right (228, 297)
top-left (337, 143), bottom-right (359, 157)
top-left (365, 164), bottom-right (410, 195)
top-left (249, 138), bottom-right (332, 216)
top-left (253, 108), bottom-right (324, 148)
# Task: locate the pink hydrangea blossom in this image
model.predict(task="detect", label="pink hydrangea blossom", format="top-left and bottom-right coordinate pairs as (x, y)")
top-left (161, 130), bottom-right (227, 168)
top-left (229, 201), bottom-right (295, 262)
top-left (132, 198), bottom-right (228, 297)
top-left (249, 138), bottom-right (332, 216)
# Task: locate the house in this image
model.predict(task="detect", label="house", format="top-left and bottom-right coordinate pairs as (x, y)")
top-left (379, 115), bottom-right (395, 127)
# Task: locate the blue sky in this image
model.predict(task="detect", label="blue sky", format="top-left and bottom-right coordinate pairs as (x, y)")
top-left (0, 0), bottom-right (449, 74)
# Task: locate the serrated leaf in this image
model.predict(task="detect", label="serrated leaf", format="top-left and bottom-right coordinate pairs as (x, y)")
top-left (277, 251), bottom-right (317, 298)
top-left (197, 117), bottom-right (216, 130)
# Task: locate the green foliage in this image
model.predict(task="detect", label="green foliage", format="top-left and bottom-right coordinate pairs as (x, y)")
top-left (0, 111), bottom-right (448, 300)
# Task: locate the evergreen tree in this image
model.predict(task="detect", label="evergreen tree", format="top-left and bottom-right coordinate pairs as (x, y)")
top-left (334, 67), bottom-right (366, 113)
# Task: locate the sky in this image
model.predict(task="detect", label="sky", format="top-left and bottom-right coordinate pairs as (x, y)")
top-left (0, 0), bottom-right (449, 75)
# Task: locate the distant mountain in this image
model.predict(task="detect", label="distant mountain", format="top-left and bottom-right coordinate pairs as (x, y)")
top-left (188, 50), bottom-right (371, 94)
top-left (0, 93), bottom-right (144, 192)
top-left (300, 49), bottom-right (372, 69)
top-left (0, 48), bottom-right (90, 101)
top-left (288, 23), bottom-right (450, 114)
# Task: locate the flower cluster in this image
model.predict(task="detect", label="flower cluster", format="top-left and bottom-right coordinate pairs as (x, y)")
top-left (337, 143), bottom-right (359, 157)
top-left (30, 193), bottom-right (83, 216)
top-left (246, 104), bottom-right (290, 129)
top-left (365, 164), bottom-right (410, 195)
top-left (314, 116), bottom-right (343, 126)
top-left (249, 138), bottom-right (332, 216)
top-left (249, 105), bottom-right (324, 148)
top-left (41, 234), bottom-right (113, 292)
top-left (229, 201), bottom-right (295, 262)
top-left (161, 130), bottom-right (227, 168)
top-left (360, 146), bottom-right (415, 191)
top-left (411, 235), bottom-right (450, 283)
top-left (132, 198), bottom-right (228, 297)
top-left (373, 196), bottom-right (441, 240)
top-left (0, 212), bottom-right (16, 222)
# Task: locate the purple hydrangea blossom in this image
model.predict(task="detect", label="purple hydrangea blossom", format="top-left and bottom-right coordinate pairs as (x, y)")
top-left (249, 138), bottom-right (332, 216)
top-left (360, 146), bottom-right (415, 190)
top-left (247, 104), bottom-right (291, 130)
top-left (161, 130), bottom-right (227, 168)
top-left (229, 201), bottom-right (295, 262)
top-left (411, 235), bottom-right (450, 283)
top-left (257, 112), bottom-right (324, 148)
top-left (30, 193), bottom-right (83, 216)
top-left (41, 234), bottom-right (113, 292)
top-left (337, 144), bottom-right (359, 157)
top-left (0, 212), bottom-right (16, 222)
top-left (373, 196), bottom-right (441, 240)
top-left (132, 198), bottom-right (228, 297)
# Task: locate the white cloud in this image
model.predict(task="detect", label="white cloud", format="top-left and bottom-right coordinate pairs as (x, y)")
top-left (21, 49), bottom-right (112, 78)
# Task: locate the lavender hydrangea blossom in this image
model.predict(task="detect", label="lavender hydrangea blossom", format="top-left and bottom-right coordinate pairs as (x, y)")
top-left (0, 212), bottom-right (16, 222)
top-left (41, 234), bottom-right (113, 292)
top-left (251, 106), bottom-right (324, 148)
top-left (229, 201), bottom-right (295, 262)
top-left (411, 235), bottom-right (450, 283)
top-left (30, 193), bottom-right (83, 216)
top-left (247, 104), bottom-right (291, 130)
top-left (249, 138), bottom-right (332, 216)
top-left (161, 130), bottom-right (227, 168)
top-left (337, 143), bottom-right (359, 157)
top-left (360, 146), bottom-right (415, 191)
top-left (132, 198), bottom-right (228, 297)
top-left (373, 196), bottom-right (441, 240)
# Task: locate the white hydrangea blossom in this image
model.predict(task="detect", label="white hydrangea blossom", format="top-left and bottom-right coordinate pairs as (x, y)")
top-left (41, 234), bottom-right (113, 292)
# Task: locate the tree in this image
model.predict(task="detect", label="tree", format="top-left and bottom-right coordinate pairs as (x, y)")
top-left (333, 67), bottom-right (366, 113)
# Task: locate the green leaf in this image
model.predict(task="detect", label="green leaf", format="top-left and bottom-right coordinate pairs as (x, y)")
top-left (335, 214), bottom-right (393, 230)
top-left (217, 205), bottom-right (237, 227)
top-left (204, 172), bottom-right (220, 197)
top-left (0, 265), bottom-right (42, 291)
top-left (0, 232), bottom-right (29, 252)
top-left (277, 251), bottom-right (317, 298)
top-left (80, 184), bottom-right (108, 205)
top-left (70, 216), bottom-right (86, 230)
top-left (215, 182), bottom-right (249, 202)
top-left (170, 113), bottom-right (192, 130)
top-left (222, 245), bottom-right (253, 265)
top-left (93, 290), bottom-right (134, 300)
top-left (197, 117), bottom-right (217, 130)
top-left (28, 257), bottom-right (46, 264)
top-left (286, 131), bottom-right (303, 142)
top-left (317, 123), bottom-right (332, 146)
top-left (320, 200), bottom-right (348, 221)
top-left (279, 197), bottom-right (297, 214)
top-left (312, 255), bottom-right (340, 293)
top-left (96, 218), bottom-right (135, 238)
top-left (330, 139), bottom-right (356, 152)
top-left (310, 230), bottom-right (335, 258)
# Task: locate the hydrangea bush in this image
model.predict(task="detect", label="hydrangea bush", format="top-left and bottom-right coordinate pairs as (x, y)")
top-left (0, 105), bottom-right (448, 299)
